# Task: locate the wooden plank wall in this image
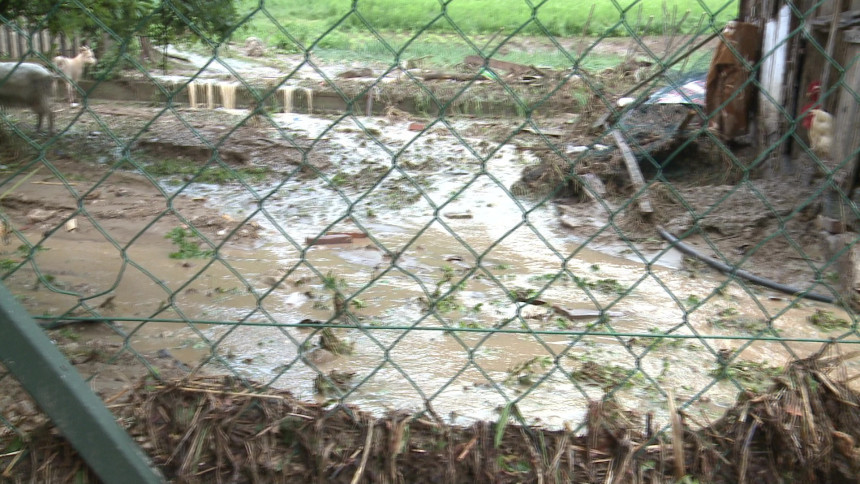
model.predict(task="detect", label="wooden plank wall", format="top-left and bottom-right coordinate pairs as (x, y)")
top-left (738, 0), bottom-right (859, 164)
top-left (798, 1), bottom-right (860, 199)
top-left (0, 25), bottom-right (80, 59)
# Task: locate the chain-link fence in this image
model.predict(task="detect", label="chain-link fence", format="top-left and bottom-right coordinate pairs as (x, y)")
top-left (1, 0), bottom-right (859, 481)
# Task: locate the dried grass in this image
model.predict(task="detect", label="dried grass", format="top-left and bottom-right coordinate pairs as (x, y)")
top-left (2, 347), bottom-right (860, 483)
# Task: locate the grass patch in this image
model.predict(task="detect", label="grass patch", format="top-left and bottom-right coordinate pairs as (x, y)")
top-left (710, 359), bottom-right (782, 392)
top-left (567, 355), bottom-right (639, 390)
top-left (573, 276), bottom-right (627, 295)
top-left (708, 308), bottom-right (771, 334)
top-left (0, 258), bottom-right (19, 272)
top-left (504, 356), bottom-right (553, 386)
top-left (165, 227), bottom-right (215, 259)
top-left (145, 158), bottom-right (270, 184)
top-left (311, 33), bottom-right (624, 69)
top-left (808, 310), bottom-right (851, 331)
top-left (236, 0), bottom-right (736, 45)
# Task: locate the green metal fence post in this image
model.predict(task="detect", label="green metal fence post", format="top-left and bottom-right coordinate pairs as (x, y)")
top-left (0, 283), bottom-right (164, 484)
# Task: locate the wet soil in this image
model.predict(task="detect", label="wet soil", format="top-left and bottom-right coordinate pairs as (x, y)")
top-left (0, 34), bottom-right (858, 483)
top-left (3, 349), bottom-right (860, 483)
top-left (1, 100), bottom-right (852, 422)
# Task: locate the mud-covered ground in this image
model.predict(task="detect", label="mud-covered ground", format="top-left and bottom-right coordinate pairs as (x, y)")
top-left (0, 95), bottom-right (848, 400)
top-left (1, 33), bottom-right (857, 483)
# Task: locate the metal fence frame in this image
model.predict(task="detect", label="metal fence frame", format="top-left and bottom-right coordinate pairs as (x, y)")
top-left (1, 0), bottom-right (859, 480)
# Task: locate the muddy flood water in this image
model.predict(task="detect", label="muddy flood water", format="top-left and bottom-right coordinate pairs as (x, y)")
top-left (4, 106), bottom-right (852, 431)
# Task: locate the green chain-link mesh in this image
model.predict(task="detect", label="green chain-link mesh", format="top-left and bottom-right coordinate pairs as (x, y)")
top-left (1, 0), bottom-right (858, 460)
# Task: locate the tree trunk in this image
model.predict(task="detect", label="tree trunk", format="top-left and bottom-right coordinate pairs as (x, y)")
top-left (139, 36), bottom-right (153, 61)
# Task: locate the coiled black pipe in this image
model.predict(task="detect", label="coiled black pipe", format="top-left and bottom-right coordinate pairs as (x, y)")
top-left (657, 226), bottom-right (835, 304)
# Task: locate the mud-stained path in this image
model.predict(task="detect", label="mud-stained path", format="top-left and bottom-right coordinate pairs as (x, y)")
top-left (1, 100), bottom-right (854, 431)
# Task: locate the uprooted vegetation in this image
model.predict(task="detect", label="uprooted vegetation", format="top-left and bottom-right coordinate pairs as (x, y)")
top-left (2, 345), bottom-right (859, 483)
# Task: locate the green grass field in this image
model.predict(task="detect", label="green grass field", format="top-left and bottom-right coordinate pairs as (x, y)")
top-left (236, 0), bottom-right (737, 42)
top-left (229, 0), bottom-right (735, 69)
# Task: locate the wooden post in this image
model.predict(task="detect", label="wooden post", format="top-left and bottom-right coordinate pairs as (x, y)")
top-left (608, 127), bottom-right (654, 215)
top-left (819, 0), bottom-right (844, 93)
top-left (827, 234), bottom-right (860, 311)
top-left (0, 25), bottom-right (7, 57)
top-left (833, 29), bottom-right (860, 225)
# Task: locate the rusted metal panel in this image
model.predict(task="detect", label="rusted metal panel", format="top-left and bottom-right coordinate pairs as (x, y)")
top-left (705, 21), bottom-right (762, 140)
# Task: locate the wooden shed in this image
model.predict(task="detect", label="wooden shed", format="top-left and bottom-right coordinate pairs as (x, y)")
top-left (736, 0), bottom-right (860, 308)
top-left (737, 0), bottom-right (859, 197)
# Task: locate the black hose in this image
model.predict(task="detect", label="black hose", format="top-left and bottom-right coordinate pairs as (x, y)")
top-left (657, 226), bottom-right (835, 304)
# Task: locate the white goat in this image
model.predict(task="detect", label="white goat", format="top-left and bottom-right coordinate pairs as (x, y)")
top-left (0, 62), bottom-right (55, 133)
top-left (53, 46), bottom-right (97, 105)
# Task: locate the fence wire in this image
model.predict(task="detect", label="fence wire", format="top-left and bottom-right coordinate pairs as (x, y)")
top-left (1, 0), bottom-right (859, 479)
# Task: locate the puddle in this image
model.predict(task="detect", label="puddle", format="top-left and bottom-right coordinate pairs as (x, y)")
top-left (143, 110), bottom-right (849, 428)
top-left (3, 107), bottom-right (850, 430)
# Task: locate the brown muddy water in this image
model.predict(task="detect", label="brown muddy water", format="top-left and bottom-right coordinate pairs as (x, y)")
top-left (4, 109), bottom-right (851, 430)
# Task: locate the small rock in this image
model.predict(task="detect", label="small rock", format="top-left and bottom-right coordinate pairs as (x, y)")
top-left (306, 234), bottom-right (353, 245)
top-left (244, 36), bottom-right (264, 57)
top-left (817, 215), bottom-right (845, 234)
top-left (261, 276), bottom-right (279, 287)
top-left (444, 210), bottom-right (473, 220)
top-left (337, 67), bottom-right (373, 78)
top-left (306, 348), bottom-right (338, 365)
top-left (26, 208), bottom-right (56, 223)
top-left (616, 97), bottom-right (635, 107)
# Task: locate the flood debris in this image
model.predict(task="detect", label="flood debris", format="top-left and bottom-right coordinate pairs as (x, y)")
top-left (2, 345), bottom-right (858, 483)
top-left (464, 55), bottom-right (546, 79)
top-left (419, 71), bottom-right (476, 82)
top-left (306, 233), bottom-right (354, 245)
top-left (319, 328), bottom-right (354, 355)
top-left (511, 104), bottom-right (702, 201)
top-left (314, 370), bottom-right (357, 395)
top-left (551, 306), bottom-right (623, 321)
top-left (608, 127), bottom-right (653, 215)
top-left (443, 210), bottom-right (473, 220)
top-left (337, 67), bottom-right (373, 79)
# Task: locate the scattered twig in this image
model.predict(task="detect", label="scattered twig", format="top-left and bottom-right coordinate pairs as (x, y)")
top-left (577, 4), bottom-right (596, 56)
top-left (667, 389), bottom-right (685, 480)
top-left (625, 4), bottom-right (645, 61)
top-left (30, 181), bottom-right (75, 186)
top-left (480, 27), bottom-right (506, 53)
top-left (608, 127), bottom-right (654, 215)
top-left (350, 421), bottom-right (374, 484)
top-left (103, 387), bottom-right (130, 405)
top-left (152, 385), bottom-right (289, 400)
top-left (457, 435), bottom-right (478, 461)
top-left (0, 166), bottom-right (42, 201)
